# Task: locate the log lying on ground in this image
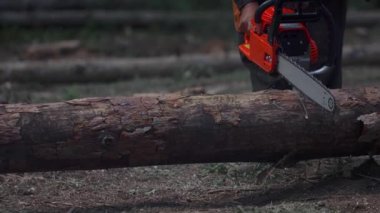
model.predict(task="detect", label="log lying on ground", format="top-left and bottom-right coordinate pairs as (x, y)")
top-left (1, 43), bottom-right (379, 84)
top-left (0, 11), bottom-right (231, 27)
top-left (0, 53), bottom-right (243, 84)
top-left (25, 40), bottom-right (81, 60)
top-left (358, 113), bottom-right (380, 144)
top-left (0, 0), bottom-right (165, 11)
top-left (0, 87), bottom-right (379, 173)
top-left (342, 43), bottom-right (380, 66)
top-left (0, 10), bottom-right (378, 28)
top-left (346, 10), bottom-right (380, 28)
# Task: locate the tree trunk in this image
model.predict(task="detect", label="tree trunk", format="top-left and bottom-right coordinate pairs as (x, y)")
top-left (0, 87), bottom-right (379, 173)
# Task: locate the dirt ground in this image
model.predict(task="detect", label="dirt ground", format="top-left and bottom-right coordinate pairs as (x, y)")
top-left (1, 158), bottom-right (380, 212)
top-left (0, 11), bottom-right (379, 213)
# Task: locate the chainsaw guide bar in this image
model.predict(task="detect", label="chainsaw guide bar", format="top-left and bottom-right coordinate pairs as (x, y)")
top-left (278, 53), bottom-right (336, 112)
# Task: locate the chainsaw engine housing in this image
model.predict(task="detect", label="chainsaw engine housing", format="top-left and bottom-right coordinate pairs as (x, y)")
top-left (239, 5), bottom-right (319, 74)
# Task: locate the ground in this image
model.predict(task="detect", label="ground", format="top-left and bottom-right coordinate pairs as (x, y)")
top-left (0, 8), bottom-right (379, 212)
top-left (1, 158), bottom-right (380, 212)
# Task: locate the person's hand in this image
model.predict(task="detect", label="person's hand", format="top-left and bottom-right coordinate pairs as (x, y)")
top-left (239, 2), bottom-right (259, 33)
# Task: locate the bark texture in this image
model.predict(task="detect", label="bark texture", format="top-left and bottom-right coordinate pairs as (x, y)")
top-left (0, 87), bottom-right (379, 173)
top-left (358, 113), bottom-right (380, 145)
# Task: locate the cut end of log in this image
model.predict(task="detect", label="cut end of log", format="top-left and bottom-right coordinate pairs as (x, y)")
top-left (358, 113), bottom-right (380, 144)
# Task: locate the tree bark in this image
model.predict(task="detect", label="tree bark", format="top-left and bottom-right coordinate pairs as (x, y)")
top-left (358, 112), bottom-right (380, 144)
top-left (0, 10), bottom-right (377, 28)
top-left (0, 87), bottom-right (379, 173)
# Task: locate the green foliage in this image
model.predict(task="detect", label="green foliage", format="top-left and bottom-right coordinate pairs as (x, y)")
top-left (63, 87), bottom-right (80, 100)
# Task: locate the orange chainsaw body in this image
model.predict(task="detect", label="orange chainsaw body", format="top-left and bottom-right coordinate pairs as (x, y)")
top-left (239, 6), bottom-right (319, 74)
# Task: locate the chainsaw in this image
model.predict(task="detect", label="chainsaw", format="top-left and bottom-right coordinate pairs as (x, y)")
top-left (239, 0), bottom-right (337, 112)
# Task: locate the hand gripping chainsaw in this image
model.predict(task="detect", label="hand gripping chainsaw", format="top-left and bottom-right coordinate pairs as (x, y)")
top-left (239, 0), bottom-right (337, 112)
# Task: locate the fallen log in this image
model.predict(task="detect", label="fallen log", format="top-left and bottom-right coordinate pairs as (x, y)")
top-left (0, 0), bottom-right (140, 10)
top-left (346, 10), bottom-right (380, 28)
top-left (0, 10), bottom-right (231, 28)
top-left (0, 0), bottom-right (199, 11)
top-left (24, 40), bottom-right (81, 60)
top-left (358, 113), bottom-right (380, 144)
top-left (0, 10), bottom-right (378, 28)
top-left (342, 43), bottom-right (380, 66)
top-left (0, 53), bottom-right (243, 84)
top-left (0, 87), bottom-right (379, 173)
top-left (1, 43), bottom-right (379, 84)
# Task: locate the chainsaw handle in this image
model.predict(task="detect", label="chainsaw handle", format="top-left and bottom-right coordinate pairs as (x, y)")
top-left (254, 0), bottom-right (275, 24)
top-left (309, 65), bottom-right (334, 76)
top-left (255, 0), bottom-right (322, 24)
